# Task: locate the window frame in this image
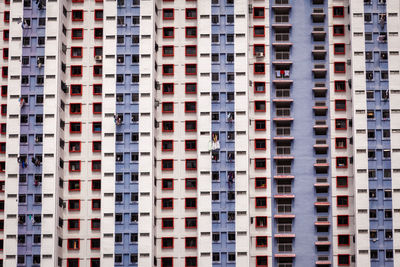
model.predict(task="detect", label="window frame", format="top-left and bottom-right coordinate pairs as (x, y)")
top-left (71, 28), bottom-right (84, 40)
top-left (161, 140), bottom-right (174, 152)
top-left (334, 43), bottom-right (346, 55)
top-left (185, 26), bottom-right (197, 38)
top-left (162, 8), bottom-right (174, 20)
top-left (253, 25), bottom-right (265, 37)
top-left (185, 45), bottom-right (197, 57)
top-left (71, 10), bottom-right (84, 22)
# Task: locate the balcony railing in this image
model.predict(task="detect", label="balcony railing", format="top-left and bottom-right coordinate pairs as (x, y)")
top-left (276, 127), bottom-right (291, 136)
top-left (277, 165), bottom-right (291, 175)
top-left (275, 51), bottom-right (290, 60)
top-left (277, 185), bottom-right (292, 194)
top-left (277, 223), bottom-right (292, 233)
top-left (275, 33), bottom-right (290, 42)
top-left (278, 243), bottom-right (293, 252)
top-left (277, 146), bottom-right (291, 155)
top-left (275, 15), bottom-right (290, 23)
top-left (275, 0), bottom-right (289, 4)
top-left (276, 89), bottom-right (290, 98)
top-left (277, 204), bottom-right (292, 213)
top-left (276, 108), bottom-right (291, 117)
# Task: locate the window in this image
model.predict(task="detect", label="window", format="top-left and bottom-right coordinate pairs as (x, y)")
top-left (92, 179), bottom-right (101, 191)
top-left (68, 180), bottom-right (80, 191)
top-left (254, 101), bottom-right (266, 112)
top-left (162, 83), bottom-right (174, 94)
top-left (162, 45), bottom-right (174, 57)
top-left (185, 178), bottom-right (197, 190)
top-left (254, 26), bottom-right (265, 37)
top-left (255, 197), bottom-right (267, 208)
top-left (92, 199), bottom-right (101, 210)
top-left (94, 9), bottom-right (103, 21)
top-left (93, 84), bottom-right (102, 95)
top-left (69, 161), bottom-right (81, 172)
top-left (337, 215), bottom-right (349, 226)
top-left (93, 65), bottom-right (102, 76)
top-left (186, 159), bottom-right (197, 170)
top-left (185, 45), bottom-right (197, 57)
top-left (91, 238), bottom-right (100, 250)
top-left (334, 43), bottom-right (345, 54)
top-left (337, 195), bottom-right (348, 207)
top-left (335, 99), bottom-right (346, 111)
top-left (253, 7), bottom-right (265, 18)
top-left (71, 28), bottom-right (84, 39)
top-left (71, 47), bottom-right (83, 58)
top-left (72, 10), bottom-right (84, 21)
top-left (67, 259), bottom-right (79, 267)
top-left (333, 25), bottom-right (345, 36)
top-left (185, 198), bottom-right (197, 209)
top-left (68, 200), bottom-right (80, 211)
top-left (256, 256), bottom-right (268, 267)
top-left (92, 160), bottom-right (101, 172)
top-left (255, 177), bottom-right (267, 188)
top-left (163, 8), bottom-right (174, 20)
top-left (334, 81), bottom-right (346, 92)
top-left (185, 140), bottom-right (196, 151)
top-left (162, 102), bottom-right (173, 114)
top-left (185, 257), bottom-right (197, 267)
top-left (333, 6), bottom-right (344, 17)
top-left (336, 176), bottom-right (348, 188)
top-left (335, 119), bottom-right (347, 130)
top-left (185, 121), bottom-right (197, 132)
top-left (70, 103), bottom-right (81, 115)
top-left (92, 122), bottom-right (102, 133)
top-left (162, 121), bottom-right (174, 132)
top-left (256, 216), bottom-right (267, 228)
top-left (163, 27), bottom-right (174, 38)
top-left (254, 82), bottom-right (266, 93)
top-left (255, 158), bottom-right (266, 169)
top-left (185, 237), bottom-right (197, 248)
top-left (162, 237), bottom-right (173, 249)
top-left (186, 8), bottom-right (197, 19)
top-left (336, 157), bottom-right (348, 168)
top-left (335, 138), bottom-right (347, 149)
top-left (185, 83), bottom-right (197, 94)
top-left (185, 102), bottom-right (196, 113)
top-left (162, 64), bottom-right (174, 76)
top-left (71, 65), bottom-right (82, 77)
top-left (338, 254), bottom-right (350, 265)
top-left (255, 120), bottom-right (266, 131)
top-left (3, 30), bottom-right (9, 41)
top-left (3, 48), bottom-right (8, 59)
top-left (185, 64), bottom-right (197, 75)
top-left (161, 258), bottom-right (173, 267)
top-left (94, 28), bottom-right (103, 39)
top-left (334, 62), bottom-right (346, 73)
top-left (185, 217), bottom-right (197, 228)
top-left (162, 179), bottom-right (173, 190)
top-left (1, 67), bottom-right (7, 78)
top-left (162, 218), bottom-right (174, 229)
top-left (254, 63), bottom-right (265, 74)
top-left (162, 140), bottom-right (173, 151)
top-left (162, 159), bottom-right (173, 171)
top-left (185, 27), bottom-right (197, 38)
top-left (4, 11), bottom-right (10, 23)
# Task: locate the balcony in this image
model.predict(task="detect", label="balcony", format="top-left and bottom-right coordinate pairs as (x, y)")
top-left (316, 256), bottom-right (331, 266)
top-left (314, 158), bottom-right (329, 172)
top-left (277, 223), bottom-right (292, 233)
top-left (311, 8), bottom-right (325, 23)
top-left (313, 139), bottom-right (328, 154)
top-left (274, 108), bottom-right (293, 122)
top-left (314, 197), bottom-right (330, 206)
top-left (311, 27), bottom-right (326, 42)
top-left (276, 204), bottom-right (292, 214)
top-left (313, 101), bottom-right (328, 116)
top-left (277, 243), bottom-right (293, 253)
top-left (276, 165), bottom-right (292, 175)
top-left (314, 177), bottom-right (329, 188)
top-left (272, 14), bottom-right (291, 29)
top-left (313, 120), bottom-right (328, 135)
top-left (275, 146), bottom-right (293, 161)
top-left (312, 46), bottom-right (326, 60)
top-left (272, 0), bottom-right (291, 12)
top-left (312, 64), bottom-right (327, 79)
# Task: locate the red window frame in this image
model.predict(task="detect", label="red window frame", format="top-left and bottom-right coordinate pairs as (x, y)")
top-left (254, 63), bottom-right (266, 75)
top-left (185, 27), bottom-right (197, 38)
top-left (185, 83), bottom-right (197, 94)
top-left (338, 254), bottom-right (350, 266)
top-left (92, 179), bottom-right (101, 191)
top-left (0, 123), bottom-right (5, 134)
top-left (336, 157), bottom-right (348, 168)
top-left (253, 44), bottom-right (265, 55)
top-left (185, 198), bottom-right (197, 209)
top-left (185, 140), bottom-right (197, 151)
top-left (335, 137), bottom-right (347, 149)
top-left (255, 197), bottom-right (267, 208)
top-left (71, 47), bottom-right (83, 58)
top-left (185, 159), bottom-right (197, 170)
top-left (91, 199), bottom-right (101, 210)
top-left (255, 236), bottom-right (268, 247)
top-left (185, 101), bottom-right (196, 113)
top-left (185, 217), bottom-right (197, 229)
top-left (254, 81), bottom-right (266, 93)
top-left (255, 158), bottom-right (266, 170)
top-left (161, 140), bottom-right (174, 152)
top-left (253, 25), bottom-right (265, 37)
top-left (254, 100), bottom-right (266, 112)
top-left (334, 62), bottom-right (346, 73)
top-left (68, 219), bottom-right (80, 230)
top-left (337, 195), bottom-right (349, 207)
top-left (185, 45), bottom-right (197, 57)
top-left (162, 218), bottom-right (174, 229)
top-left (161, 198), bottom-right (174, 210)
top-left (335, 99), bottom-right (346, 111)
top-left (92, 160), bottom-right (101, 172)
top-left (162, 83), bottom-right (174, 95)
top-left (67, 239), bottom-right (80, 250)
top-left (334, 43), bottom-right (346, 55)
top-left (162, 8), bottom-right (174, 20)
top-left (1, 85), bottom-right (7, 97)
top-left (0, 104), bottom-right (6, 116)
top-left (67, 259), bottom-right (80, 267)
top-left (71, 28), bottom-right (84, 40)
top-left (70, 84), bottom-right (82, 96)
top-left (162, 45), bottom-right (174, 57)
top-left (1, 67), bottom-right (8, 78)
top-left (336, 176), bottom-right (348, 188)
top-left (335, 118), bottom-right (347, 130)
top-left (3, 48), bottom-right (8, 59)
top-left (185, 121), bottom-right (197, 132)
top-left (163, 27), bottom-right (175, 39)
top-left (256, 256), bottom-right (268, 267)
top-left (4, 11), bottom-right (10, 23)
top-left (93, 65), bottom-right (102, 77)
top-left (68, 199), bottom-right (81, 211)
top-left (162, 102), bottom-right (174, 114)
top-left (255, 216), bottom-right (267, 228)
top-left (70, 122), bottom-right (82, 133)
top-left (185, 178), bottom-right (197, 190)
top-left (185, 237), bottom-right (197, 248)
top-left (71, 10), bottom-right (84, 22)
top-left (185, 8), bottom-right (197, 19)
top-left (333, 25), bottom-right (345, 36)
top-left (94, 28), bottom-right (103, 39)
top-left (185, 64), bottom-right (197, 75)
top-left (68, 180), bottom-right (81, 192)
top-left (69, 161), bottom-right (81, 172)
top-left (162, 64), bottom-right (174, 76)
top-left (161, 159), bottom-right (174, 171)
top-left (90, 238), bottom-right (100, 250)
top-left (255, 120), bottom-right (266, 131)
top-left (94, 46), bottom-right (102, 57)
top-left (255, 177), bottom-right (267, 189)
top-left (0, 142), bottom-right (5, 153)
top-left (253, 7), bottom-right (265, 19)
top-left (162, 121), bottom-right (174, 132)
top-left (185, 257), bottom-right (197, 267)
top-left (94, 9), bottom-right (103, 21)
top-left (92, 121), bottom-right (102, 133)
top-left (91, 218), bottom-right (100, 230)
top-left (70, 65), bottom-right (83, 77)
top-left (333, 6), bottom-right (345, 18)
top-left (337, 215), bottom-right (349, 226)
top-left (93, 102), bottom-right (102, 114)
top-left (3, 30), bottom-right (9, 41)
top-left (254, 139), bottom-right (266, 150)
top-left (334, 80), bottom-right (346, 92)
top-left (93, 84), bottom-right (102, 95)
top-left (161, 258), bottom-right (173, 267)
top-left (161, 237), bottom-right (174, 249)
top-left (70, 103), bottom-right (82, 115)
top-left (162, 178), bottom-right (174, 190)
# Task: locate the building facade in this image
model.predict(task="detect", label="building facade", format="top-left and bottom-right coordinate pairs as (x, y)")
top-left (0, 0), bottom-right (399, 266)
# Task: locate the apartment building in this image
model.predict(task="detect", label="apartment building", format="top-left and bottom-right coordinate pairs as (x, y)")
top-left (0, 0), bottom-right (399, 266)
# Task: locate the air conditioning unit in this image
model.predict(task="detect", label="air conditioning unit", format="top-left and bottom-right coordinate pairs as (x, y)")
top-left (95, 55), bottom-right (102, 62)
top-left (256, 52), bottom-right (264, 57)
